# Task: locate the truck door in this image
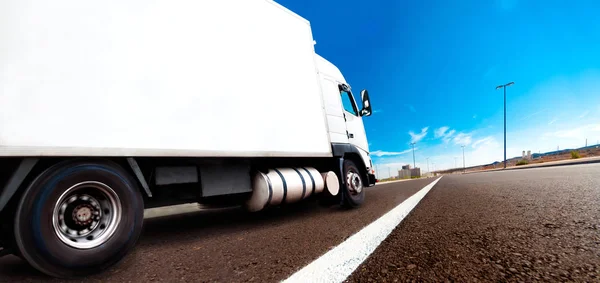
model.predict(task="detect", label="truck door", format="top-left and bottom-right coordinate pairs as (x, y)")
top-left (339, 86), bottom-right (369, 152)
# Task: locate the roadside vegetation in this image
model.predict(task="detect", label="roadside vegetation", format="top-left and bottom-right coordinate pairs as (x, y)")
top-left (516, 159), bottom-right (529, 166)
top-left (571, 150), bottom-right (581, 159)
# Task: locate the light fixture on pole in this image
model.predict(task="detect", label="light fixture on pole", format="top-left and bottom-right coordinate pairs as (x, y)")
top-left (496, 81), bottom-right (514, 169)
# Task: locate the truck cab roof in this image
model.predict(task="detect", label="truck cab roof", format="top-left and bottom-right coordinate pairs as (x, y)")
top-left (315, 54), bottom-right (347, 86)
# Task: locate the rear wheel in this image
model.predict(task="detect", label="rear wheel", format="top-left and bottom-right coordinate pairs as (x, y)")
top-left (14, 160), bottom-right (144, 278)
top-left (341, 159), bottom-right (365, 208)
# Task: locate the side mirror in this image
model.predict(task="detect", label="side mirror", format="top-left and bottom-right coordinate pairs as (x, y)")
top-left (359, 89), bottom-right (372, 116)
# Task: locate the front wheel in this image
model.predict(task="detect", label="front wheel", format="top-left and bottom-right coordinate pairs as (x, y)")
top-left (14, 160), bottom-right (144, 278)
top-left (341, 159), bottom-right (365, 208)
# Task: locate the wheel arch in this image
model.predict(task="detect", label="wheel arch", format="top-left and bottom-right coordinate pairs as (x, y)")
top-left (331, 143), bottom-right (370, 181)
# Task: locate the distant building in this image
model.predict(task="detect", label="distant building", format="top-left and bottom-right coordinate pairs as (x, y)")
top-left (522, 150), bottom-right (533, 160)
top-left (410, 168), bottom-right (421, 177)
top-left (398, 169), bottom-right (411, 179)
top-left (398, 165), bottom-right (420, 178)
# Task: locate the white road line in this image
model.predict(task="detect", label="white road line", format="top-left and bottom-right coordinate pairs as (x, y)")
top-left (282, 176), bottom-right (443, 283)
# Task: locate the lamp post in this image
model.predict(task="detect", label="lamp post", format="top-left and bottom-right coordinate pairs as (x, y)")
top-left (461, 145), bottom-right (466, 173)
top-left (410, 142), bottom-right (416, 168)
top-left (496, 81), bottom-right (514, 169)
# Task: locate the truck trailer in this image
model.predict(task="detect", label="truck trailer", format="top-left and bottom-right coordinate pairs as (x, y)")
top-left (0, 0), bottom-right (376, 278)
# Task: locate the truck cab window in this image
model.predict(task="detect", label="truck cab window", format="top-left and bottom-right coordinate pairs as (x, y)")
top-left (340, 91), bottom-right (358, 116)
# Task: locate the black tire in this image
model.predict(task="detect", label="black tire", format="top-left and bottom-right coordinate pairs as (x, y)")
top-left (14, 160), bottom-right (144, 278)
top-left (341, 159), bottom-right (365, 208)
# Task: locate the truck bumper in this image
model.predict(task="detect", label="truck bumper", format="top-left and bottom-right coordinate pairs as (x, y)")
top-left (367, 173), bottom-right (376, 187)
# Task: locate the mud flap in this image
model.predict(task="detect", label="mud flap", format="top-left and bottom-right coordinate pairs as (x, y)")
top-left (338, 158), bottom-right (346, 206)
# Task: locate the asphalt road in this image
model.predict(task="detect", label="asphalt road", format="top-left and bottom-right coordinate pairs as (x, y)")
top-left (2, 163), bottom-right (599, 282)
top-left (0, 178), bottom-right (434, 282)
top-left (349, 163), bottom-right (600, 282)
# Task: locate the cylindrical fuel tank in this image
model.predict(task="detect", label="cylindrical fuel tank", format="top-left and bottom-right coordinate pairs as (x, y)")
top-left (245, 167), bottom-right (325, 212)
top-left (321, 171), bottom-right (340, 196)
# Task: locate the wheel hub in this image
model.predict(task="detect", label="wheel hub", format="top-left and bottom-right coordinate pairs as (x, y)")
top-left (52, 181), bottom-right (121, 249)
top-left (72, 203), bottom-right (96, 226)
top-left (346, 171), bottom-right (363, 194)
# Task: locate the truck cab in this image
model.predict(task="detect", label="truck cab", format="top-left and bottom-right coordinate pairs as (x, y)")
top-left (316, 54), bottom-right (376, 186)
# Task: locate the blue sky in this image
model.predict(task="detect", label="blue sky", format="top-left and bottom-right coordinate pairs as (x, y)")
top-left (276, 0), bottom-right (600, 178)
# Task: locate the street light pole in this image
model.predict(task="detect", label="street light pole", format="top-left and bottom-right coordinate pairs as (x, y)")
top-left (410, 142), bottom-right (416, 168)
top-left (461, 145), bottom-right (466, 173)
top-left (496, 81), bottom-right (514, 169)
top-left (426, 157), bottom-right (430, 173)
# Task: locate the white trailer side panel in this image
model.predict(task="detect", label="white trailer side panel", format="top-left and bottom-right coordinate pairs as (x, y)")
top-left (0, 0), bottom-right (331, 157)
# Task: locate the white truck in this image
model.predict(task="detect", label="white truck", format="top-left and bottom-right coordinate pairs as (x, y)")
top-left (0, 0), bottom-right (376, 278)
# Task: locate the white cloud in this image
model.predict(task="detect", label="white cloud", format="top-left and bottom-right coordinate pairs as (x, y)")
top-left (409, 127), bottom-right (428, 143)
top-left (470, 137), bottom-right (502, 164)
top-left (520, 109), bottom-right (546, 121)
top-left (544, 123), bottom-right (600, 139)
top-left (421, 112), bottom-right (599, 172)
top-left (499, 122), bottom-right (600, 158)
top-left (453, 132), bottom-right (472, 146)
top-left (424, 137), bottom-right (502, 171)
top-left (434, 126), bottom-right (449, 138)
top-left (472, 136), bottom-right (495, 148)
top-left (434, 126), bottom-right (456, 143)
top-left (579, 111), bottom-right (590, 119)
top-left (548, 118), bottom-right (558, 125)
top-left (371, 148), bottom-right (415, 157)
top-left (443, 130), bottom-right (456, 143)
top-left (433, 123), bottom-right (600, 170)
top-left (373, 109), bottom-right (383, 114)
top-left (376, 162), bottom-right (409, 168)
top-left (405, 104), bottom-right (416, 113)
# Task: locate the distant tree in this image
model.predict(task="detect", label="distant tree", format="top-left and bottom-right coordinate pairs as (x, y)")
top-left (571, 150), bottom-right (581, 159)
top-left (516, 159), bottom-right (529, 166)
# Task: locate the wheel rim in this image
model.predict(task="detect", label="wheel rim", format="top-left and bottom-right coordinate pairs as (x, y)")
top-left (346, 170), bottom-right (363, 195)
top-left (52, 181), bottom-right (122, 249)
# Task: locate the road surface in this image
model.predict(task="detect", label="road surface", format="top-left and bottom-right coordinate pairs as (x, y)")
top-left (0, 179), bottom-right (433, 282)
top-left (1, 164), bottom-right (599, 282)
top-left (350, 163), bottom-right (600, 282)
